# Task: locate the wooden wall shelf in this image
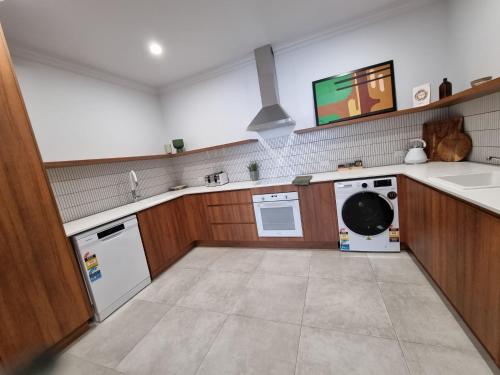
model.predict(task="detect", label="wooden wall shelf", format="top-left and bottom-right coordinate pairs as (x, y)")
top-left (295, 77), bottom-right (500, 134)
top-left (44, 139), bottom-right (259, 169)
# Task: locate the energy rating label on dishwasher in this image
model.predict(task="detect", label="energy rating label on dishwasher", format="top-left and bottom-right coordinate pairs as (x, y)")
top-left (84, 252), bottom-right (102, 282)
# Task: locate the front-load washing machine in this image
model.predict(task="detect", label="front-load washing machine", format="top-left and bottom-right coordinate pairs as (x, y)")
top-left (334, 176), bottom-right (400, 252)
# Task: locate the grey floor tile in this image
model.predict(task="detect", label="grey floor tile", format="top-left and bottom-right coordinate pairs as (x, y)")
top-left (177, 270), bottom-right (250, 313)
top-left (402, 341), bottom-right (494, 375)
top-left (49, 353), bottom-right (123, 375)
top-left (67, 300), bottom-right (171, 368)
top-left (255, 250), bottom-right (311, 277)
top-left (366, 250), bottom-right (411, 259)
top-left (174, 247), bottom-right (229, 269)
top-left (379, 282), bottom-right (475, 351)
top-left (116, 306), bottom-right (226, 375)
top-left (303, 277), bottom-right (394, 339)
top-left (196, 315), bottom-right (300, 375)
top-left (309, 251), bottom-right (375, 281)
top-left (232, 273), bottom-right (307, 324)
top-left (369, 257), bottom-right (428, 284)
top-left (134, 267), bottom-right (204, 304)
top-left (209, 249), bottom-right (265, 273)
top-left (296, 326), bottom-right (409, 375)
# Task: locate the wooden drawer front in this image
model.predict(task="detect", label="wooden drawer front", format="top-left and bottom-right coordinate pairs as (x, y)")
top-left (211, 224), bottom-right (258, 241)
top-left (207, 204), bottom-right (255, 224)
top-left (250, 185), bottom-right (298, 195)
top-left (204, 190), bottom-right (252, 205)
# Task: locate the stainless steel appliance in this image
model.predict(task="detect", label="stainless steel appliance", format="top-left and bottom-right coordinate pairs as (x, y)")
top-left (205, 171), bottom-right (229, 187)
top-left (252, 192), bottom-right (303, 237)
top-left (72, 215), bottom-right (151, 322)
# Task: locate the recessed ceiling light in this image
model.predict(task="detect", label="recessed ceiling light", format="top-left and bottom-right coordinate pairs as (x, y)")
top-left (148, 41), bottom-right (163, 57)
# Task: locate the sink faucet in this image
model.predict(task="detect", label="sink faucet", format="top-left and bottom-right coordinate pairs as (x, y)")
top-left (129, 170), bottom-right (141, 202)
top-left (487, 156), bottom-right (500, 162)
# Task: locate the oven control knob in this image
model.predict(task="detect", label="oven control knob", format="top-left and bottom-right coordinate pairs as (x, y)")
top-left (387, 191), bottom-right (397, 200)
top-left (362, 183), bottom-right (368, 188)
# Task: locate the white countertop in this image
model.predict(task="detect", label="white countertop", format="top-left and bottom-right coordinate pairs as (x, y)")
top-left (63, 162), bottom-right (500, 237)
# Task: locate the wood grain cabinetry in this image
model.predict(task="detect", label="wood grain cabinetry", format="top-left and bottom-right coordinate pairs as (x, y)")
top-left (204, 189), bottom-right (258, 241)
top-left (0, 26), bottom-right (92, 365)
top-left (137, 198), bottom-right (193, 278)
top-left (299, 182), bottom-right (338, 243)
top-left (204, 190), bottom-right (252, 205)
top-left (183, 194), bottom-right (210, 241)
top-left (401, 176), bottom-right (500, 365)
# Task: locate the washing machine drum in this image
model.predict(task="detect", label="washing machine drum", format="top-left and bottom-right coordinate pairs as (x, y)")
top-left (342, 192), bottom-right (394, 236)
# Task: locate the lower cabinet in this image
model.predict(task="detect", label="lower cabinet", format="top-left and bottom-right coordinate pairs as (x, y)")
top-left (402, 176), bottom-right (500, 365)
top-left (137, 197), bottom-right (193, 278)
top-left (299, 182), bottom-right (338, 243)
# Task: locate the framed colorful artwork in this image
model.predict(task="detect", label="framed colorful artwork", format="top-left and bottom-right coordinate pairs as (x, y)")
top-left (312, 60), bottom-right (397, 126)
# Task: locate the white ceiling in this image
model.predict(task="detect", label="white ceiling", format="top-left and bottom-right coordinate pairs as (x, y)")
top-left (0, 0), bottom-right (432, 89)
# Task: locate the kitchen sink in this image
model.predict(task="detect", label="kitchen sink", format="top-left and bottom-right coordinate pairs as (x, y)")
top-left (430, 172), bottom-right (500, 190)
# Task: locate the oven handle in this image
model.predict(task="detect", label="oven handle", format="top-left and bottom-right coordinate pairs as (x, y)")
top-left (253, 201), bottom-right (298, 209)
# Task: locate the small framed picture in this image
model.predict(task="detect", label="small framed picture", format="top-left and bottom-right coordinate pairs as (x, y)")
top-left (412, 83), bottom-right (431, 107)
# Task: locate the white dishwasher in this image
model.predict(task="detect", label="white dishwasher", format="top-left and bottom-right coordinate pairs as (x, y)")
top-left (72, 215), bottom-right (151, 322)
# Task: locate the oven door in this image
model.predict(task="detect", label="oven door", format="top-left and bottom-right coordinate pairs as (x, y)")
top-left (253, 200), bottom-right (303, 237)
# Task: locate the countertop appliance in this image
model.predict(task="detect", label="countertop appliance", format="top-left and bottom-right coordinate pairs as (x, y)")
top-left (205, 171), bottom-right (229, 187)
top-left (72, 215), bottom-right (151, 322)
top-left (404, 139), bottom-right (428, 164)
top-left (335, 177), bottom-right (400, 252)
top-left (252, 192), bottom-right (303, 237)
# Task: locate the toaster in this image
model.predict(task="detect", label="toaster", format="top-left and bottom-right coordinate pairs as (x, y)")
top-left (204, 171), bottom-right (229, 187)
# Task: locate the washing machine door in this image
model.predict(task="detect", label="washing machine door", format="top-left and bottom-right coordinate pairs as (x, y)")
top-left (341, 192), bottom-right (394, 236)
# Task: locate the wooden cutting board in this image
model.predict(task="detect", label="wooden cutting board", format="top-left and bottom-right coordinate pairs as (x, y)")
top-left (422, 117), bottom-right (464, 161)
top-left (436, 132), bottom-right (472, 161)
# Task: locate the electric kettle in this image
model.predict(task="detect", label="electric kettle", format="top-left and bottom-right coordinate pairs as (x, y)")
top-left (404, 139), bottom-right (428, 164)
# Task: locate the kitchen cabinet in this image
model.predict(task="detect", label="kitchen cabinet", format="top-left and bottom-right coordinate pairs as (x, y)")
top-left (183, 194), bottom-right (211, 241)
top-left (0, 26), bottom-right (92, 365)
top-left (402, 176), bottom-right (500, 365)
top-left (204, 189), bottom-right (258, 241)
top-left (137, 197), bottom-right (193, 278)
top-left (299, 182), bottom-right (339, 243)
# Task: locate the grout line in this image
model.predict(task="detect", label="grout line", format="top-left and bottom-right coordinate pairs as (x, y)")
top-left (193, 311), bottom-right (230, 375)
top-left (367, 256), bottom-right (413, 375)
top-left (293, 251), bottom-right (311, 375)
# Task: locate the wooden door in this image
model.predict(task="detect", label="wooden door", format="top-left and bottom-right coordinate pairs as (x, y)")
top-left (183, 194), bottom-right (211, 241)
top-left (299, 182), bottom-right (338, 243)
top-left (404, 177), bottom-right (500, 365)
top-left (463, 207), bottom-right (500, 365)
top-left (0, 24), bottom-right (92, 365)
top-left (137, 198), bottom-right (193, 278)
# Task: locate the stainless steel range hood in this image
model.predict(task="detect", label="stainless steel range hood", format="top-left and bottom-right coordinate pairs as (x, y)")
top-left (247, 45), bottom-right (295, 132)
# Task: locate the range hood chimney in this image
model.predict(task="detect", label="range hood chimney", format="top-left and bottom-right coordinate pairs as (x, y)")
top-left (247, 45), bottom-right (295, 132)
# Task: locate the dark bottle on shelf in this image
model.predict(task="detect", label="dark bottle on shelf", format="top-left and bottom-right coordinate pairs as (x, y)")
top-left (439, 78), bottom-right (452, 99)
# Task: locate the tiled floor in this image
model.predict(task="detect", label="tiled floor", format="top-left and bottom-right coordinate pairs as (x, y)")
top-left (55, 247), bottom-right (497, 375)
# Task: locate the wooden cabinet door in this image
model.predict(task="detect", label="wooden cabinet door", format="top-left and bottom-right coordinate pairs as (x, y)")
top-left (463, 208), bottom-right (500, 365)
top-left (138, 198), bottom-right (190, 278)
top-left (404, 177), bottom-right (500, 365)
top-left (0, 26), bottom-right (92, 365)
top-left (183, 194), bottom-right (210, 241)
top-left (299, 182), bottom-right (338, 243)
top-left (404, 177), bottom-right (433, 270)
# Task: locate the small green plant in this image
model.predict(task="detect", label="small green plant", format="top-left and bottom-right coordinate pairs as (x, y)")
top-left (247, 161), bottom-right (258, 172)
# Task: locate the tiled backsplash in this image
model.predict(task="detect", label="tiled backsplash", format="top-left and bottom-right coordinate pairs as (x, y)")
top-left (47, 159), bottom-right (176, 222)
top-left (450, 91), bottom-right (500, 164)
top-left (48, 93), bottom-right (500, 223)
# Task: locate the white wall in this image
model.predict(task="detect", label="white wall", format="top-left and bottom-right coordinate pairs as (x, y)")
top-left (447, 0), bottom-right (500, 92)
top-left (14, 59), bottom-right (165, 161)
top-left (160, 1), bottom-right (450, 149)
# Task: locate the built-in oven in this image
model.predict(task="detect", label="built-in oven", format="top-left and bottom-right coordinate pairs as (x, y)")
top-left (252, 192), bottom-right (303, 237)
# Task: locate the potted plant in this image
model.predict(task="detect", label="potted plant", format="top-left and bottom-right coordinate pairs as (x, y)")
top-left (247, 161), bottom-right (259, 181)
